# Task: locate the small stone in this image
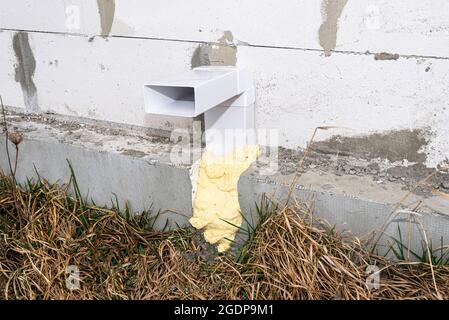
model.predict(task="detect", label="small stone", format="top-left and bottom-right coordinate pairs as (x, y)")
top-left (432, 182), bottom-right (441, 189)
top-left (367, 163), bottom-right (381, 171)
top-left (441, 181), bottom-right (449, 190)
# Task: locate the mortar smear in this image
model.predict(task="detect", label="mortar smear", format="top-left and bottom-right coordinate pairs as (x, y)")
top-left (191, 31), bottom-right (237, 68)
top-left (97, 0), bottom-right (115, 37)
top-left (318, 0), bottom-right (348, 57)
top-left (13, 32), bottom-right (38, 112)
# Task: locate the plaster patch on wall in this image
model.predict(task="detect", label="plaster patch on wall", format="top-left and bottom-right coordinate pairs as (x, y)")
top-left (13, 32), bottom-right (38, 112)
top-left (318, 0), bottom-right (348, 57)
top-left (191, 31), bottom-right (237, 68)
top-left (375, 52), bottom-right (400, 61)
top-left (311, 129), bottom-right (429, 163)
top-left (97, 0), bottom-right (115, 37)
top-left (218, 31), bottom-right (234, 45)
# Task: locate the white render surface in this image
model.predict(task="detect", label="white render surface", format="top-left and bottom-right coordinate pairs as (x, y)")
top-left (0, 0), bottom-right (448, 167)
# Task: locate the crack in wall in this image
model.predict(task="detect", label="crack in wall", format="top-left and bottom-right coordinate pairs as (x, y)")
top-left (3, 28), bottom-right (449, 61)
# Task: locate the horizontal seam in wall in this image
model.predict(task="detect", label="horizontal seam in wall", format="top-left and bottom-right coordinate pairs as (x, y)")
top-left (1, 27), bottom-right (449, 61)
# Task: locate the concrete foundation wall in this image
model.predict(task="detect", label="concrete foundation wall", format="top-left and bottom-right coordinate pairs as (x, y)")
top-left (1, 112), bottom-right (448, 257)
top-left (1, 0), bottom-right (449, 167)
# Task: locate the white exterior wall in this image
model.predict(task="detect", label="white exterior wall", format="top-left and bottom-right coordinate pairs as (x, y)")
top-left (1, 0), bottom-right (448, 166)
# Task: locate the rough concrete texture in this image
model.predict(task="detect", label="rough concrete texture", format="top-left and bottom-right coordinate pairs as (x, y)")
top-left (276, 147), bottom-right (449, 203)
top-left (191, 31), bottom-right (237, 68)
top-left (1, 111), bottom-right (448, 256)
top-left (311, 129), bottom-right (429, 163)
top-left (318, 0), bottom-right (348, 56)
top-left (97, 0), bottom-right (115, 37)
top-left (12, 32), bottom-right (38, 112)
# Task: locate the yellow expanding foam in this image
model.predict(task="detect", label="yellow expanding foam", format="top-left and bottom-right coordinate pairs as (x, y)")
top-left (190, 145), bottom-right (259, 252)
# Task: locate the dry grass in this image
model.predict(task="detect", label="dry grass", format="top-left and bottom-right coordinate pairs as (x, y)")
top-left (1, 172), bottom-right (449, 300)
top-left (238, 205), bottom-right (449, 300)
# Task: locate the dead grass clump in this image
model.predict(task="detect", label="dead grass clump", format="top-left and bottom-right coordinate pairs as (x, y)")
top-left (238, 202), bottom-right (449, 300)
top-left (239, 204), bottom-right (372, 299)
top-left (371, 263), bottom-right (449, 300)
top-left (2, 172), bottom-right (449, 300)
top-left (0, 173), bottom-right (239, 299)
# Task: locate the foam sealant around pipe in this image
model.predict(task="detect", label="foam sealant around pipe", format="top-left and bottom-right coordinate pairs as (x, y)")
top-left (144, 67), bottom-right (258, 252)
